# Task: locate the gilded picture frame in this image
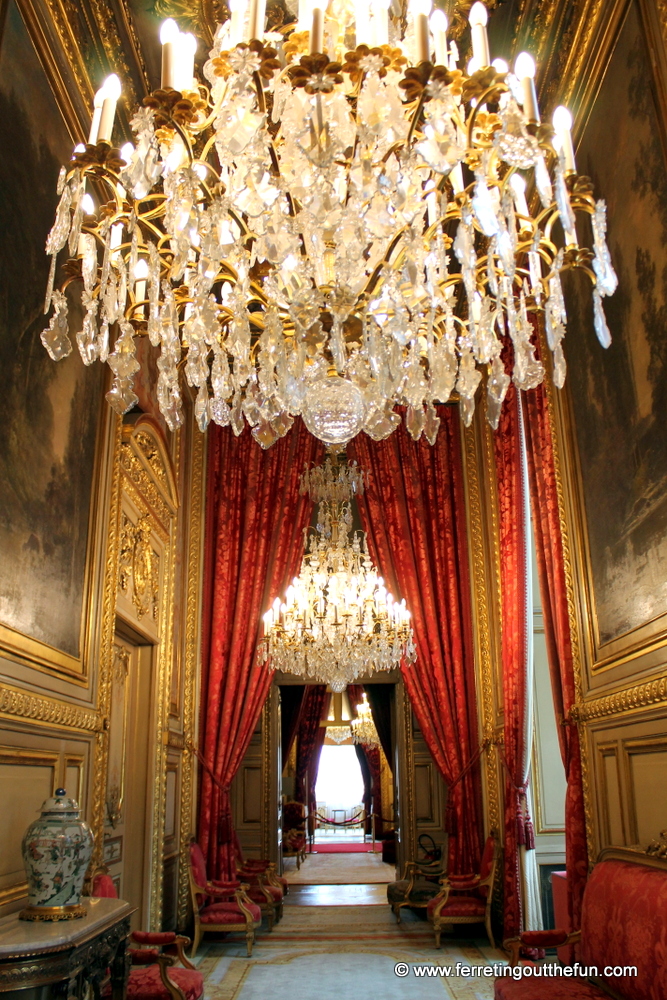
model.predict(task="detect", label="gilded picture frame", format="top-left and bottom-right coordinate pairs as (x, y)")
top-left (552, 0), bottom-right (667, 680)
top-left (0, 0), bottom-right (111, 683)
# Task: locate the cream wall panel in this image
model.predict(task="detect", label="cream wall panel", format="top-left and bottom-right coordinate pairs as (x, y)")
top-left (0, 754), bottom-right (56, 900)
top-left (624, 740), bottom-right (667, 845)
top-left (588, 712), bottom-right (667, 855)
top-left (595, 744), bottom-right (624, 847)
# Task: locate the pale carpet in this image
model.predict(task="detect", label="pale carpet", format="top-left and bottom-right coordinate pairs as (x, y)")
top-left (284, 851), bottom-right (395, 884)
top-left (194, 902), bottom-right (502, 1000)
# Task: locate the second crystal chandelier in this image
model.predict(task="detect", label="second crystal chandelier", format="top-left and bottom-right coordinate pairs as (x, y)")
top-left (259, 457), bottom-right (415, 690)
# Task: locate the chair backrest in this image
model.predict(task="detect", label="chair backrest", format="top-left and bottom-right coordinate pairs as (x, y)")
top-left (189, 840), bottom-right (209, 909)
top-left (479, 833), bottom-right (499, 900)
top-left (92, 871), bottom-right (118, 898)
top-left (283, 800), bottom-right (305, 829)
top-left (581, 850), bottom-right (667, 1000)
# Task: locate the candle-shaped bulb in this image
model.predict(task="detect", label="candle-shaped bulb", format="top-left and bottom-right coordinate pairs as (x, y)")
top-left (412, 0), bottom-right (432, 63)
top-left (509, 172), bottom-right (529, 221)
top-left (430, 8), bottom-right (447, 30)
top-left (553, 105), bottom-right (576, 172)
top-left (515, 51), bottom-right (539, 124)
top-left (160, 17), bottom-right (179, 44)
top-left (430, 8), bottom-right (448, 64)
top-left (468, 1), bottom-right (490, 66)
top-left (97, 74), bottom-right (121, 143)
top-left (81, 193), bottom-right (95, 215)
top-left (492, 57), bottom-right (508, 73)
top-left (73, 143), bottom-right (86, 153)
top-left (103, 73), bottom-right (121, 100)
top-left (468, 1), bottom-right (487, 25)
top-left (177, 32), bottom-right (197, 90)
top-left (514, 51), bottom-right (535, 79)
top-left (161, 19), bottom-right (180, 88)
top-left (120, 142), bottom-right (134, 164)
top-left (552, 104), bottom-right (572, 131)
top-left (134, 258), bottom-right (149, 280)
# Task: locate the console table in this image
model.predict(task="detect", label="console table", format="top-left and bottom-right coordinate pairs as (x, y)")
top-left (0, 897), bottom-right (134, 998)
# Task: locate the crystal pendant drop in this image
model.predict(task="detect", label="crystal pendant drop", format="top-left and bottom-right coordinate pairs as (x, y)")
top-left (302, 376), bottom-right (366, 446)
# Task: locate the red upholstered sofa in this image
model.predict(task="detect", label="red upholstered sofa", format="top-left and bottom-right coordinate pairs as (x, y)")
top-left (495, 846), bottom-right (667, 1000)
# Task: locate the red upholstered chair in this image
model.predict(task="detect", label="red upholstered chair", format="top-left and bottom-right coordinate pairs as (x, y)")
top-left (496, 845), bottom-right (667, 1000)
top-left (282, 800), bottom-right (307, 869)
top-left (188, 841), bottom-right (261, 957)
top-left (91, 872), bottom-right (204, 1000)
top-left (427, 832), bottom-right (499, 948)
top-left (233, 834), bottom-right (289, 896)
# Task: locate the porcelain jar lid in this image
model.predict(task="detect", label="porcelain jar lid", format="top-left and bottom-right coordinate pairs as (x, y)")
top-left (40, 788), bottom-right (81, 815)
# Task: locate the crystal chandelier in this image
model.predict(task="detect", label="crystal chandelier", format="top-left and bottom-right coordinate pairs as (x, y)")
top-left (327, 726), bottom-right (352, 743)
top-left (259, 456), bottom-right (415, 690)
top-left (351, 692), bottom-right (380, 748)
top-left (42, 0), bottom-right (616, 446)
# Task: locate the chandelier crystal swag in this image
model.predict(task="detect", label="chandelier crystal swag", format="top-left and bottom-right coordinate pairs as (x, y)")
top-left (259, 457), bottom-right (415, 690)
top-left (42, 0), bottom-right (616, 446)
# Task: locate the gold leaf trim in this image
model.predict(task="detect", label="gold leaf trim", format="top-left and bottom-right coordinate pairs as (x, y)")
top-left (0, 683), bottom-right (101, 732)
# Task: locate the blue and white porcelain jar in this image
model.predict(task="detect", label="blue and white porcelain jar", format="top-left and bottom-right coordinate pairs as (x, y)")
top-left (20, 788), bottom-right (94, 920)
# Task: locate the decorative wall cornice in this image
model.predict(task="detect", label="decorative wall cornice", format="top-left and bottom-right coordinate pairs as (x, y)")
top-left (0, 683), bottom-right (101, 733)
top-left (573, 675), bottom-right (667, 722)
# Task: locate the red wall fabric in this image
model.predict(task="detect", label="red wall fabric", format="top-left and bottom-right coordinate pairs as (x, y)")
top-left (350, 406), bottom-right (483, 875)
top-left (198, 422), bottom-right (322, 879)
top-left (523, 383), bottom-right (589, 930)
top-left (493, 384), bottom-right (532, 940)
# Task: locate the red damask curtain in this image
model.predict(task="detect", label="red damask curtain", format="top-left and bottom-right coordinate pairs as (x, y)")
top-left (295, 685), bottom-right (328, 808)
top-left (523, 384), bottom-right (589, 930)
top-left (493, 385), bottom-right (535, 940)
top-left (350, 407), bottom-right (483, 875)
top-left (198, 423), bottom-right (321, 880)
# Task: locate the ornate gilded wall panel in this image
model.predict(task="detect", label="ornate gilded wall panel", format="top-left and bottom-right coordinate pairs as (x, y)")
top-left (462, 419), bottom-right (502, 835)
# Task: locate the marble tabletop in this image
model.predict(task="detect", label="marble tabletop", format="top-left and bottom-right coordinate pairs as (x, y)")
top-left (0, 898), bottom-right (134, 958)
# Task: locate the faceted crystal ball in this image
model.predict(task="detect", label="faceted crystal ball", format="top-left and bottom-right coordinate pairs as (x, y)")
top-left (302, 377), bottom-right (365, 445)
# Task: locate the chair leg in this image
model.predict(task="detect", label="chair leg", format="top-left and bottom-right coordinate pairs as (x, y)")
top-left (190, 919), bottom-right (202, 960)
top-left (296, 855), bottom-right (301, 870)
top-left (434, 922), bottom-right (441, 949)
top-left (485, 912), bottom-right (496, 950)
top-left (393, 903), bottom-right (402, 923)
top-left (267, 907), bottom-right (274, 932)
top-left (246, 929), bottom-right (254, 957)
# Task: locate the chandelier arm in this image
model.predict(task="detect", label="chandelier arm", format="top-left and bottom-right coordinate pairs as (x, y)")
top-left (465, 84), bottom-right (508, 150)
top-left (406, 92), bottom-right (428, 146)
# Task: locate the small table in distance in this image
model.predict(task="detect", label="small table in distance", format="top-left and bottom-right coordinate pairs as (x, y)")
top-left (0, 897), bottom-right (134, 999)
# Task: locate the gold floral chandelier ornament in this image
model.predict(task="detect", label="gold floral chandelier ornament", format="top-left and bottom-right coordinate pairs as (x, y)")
top-left (42, 0), bottom-right (616, 446)
top-left (351, 692), bottom-right (380, 748)
top-left (259, 456), bottom-right (415, 691)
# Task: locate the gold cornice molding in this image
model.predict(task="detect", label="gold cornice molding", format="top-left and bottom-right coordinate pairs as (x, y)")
top-left (573, 675), bottom-right (667, 723)
top-left (0, 683), bottom-right (101, 733)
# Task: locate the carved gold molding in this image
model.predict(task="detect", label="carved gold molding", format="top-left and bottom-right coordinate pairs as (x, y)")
top-left (573, 675), bottom-right (667, 723)
top-left (463, 421), bottom-right (501, 833)
top-left (177, 425), bottom-right (205, 928)
top-left (0, 684), bottom-right (101, 733)
top-left (91, 415), bottom-right (125, 870)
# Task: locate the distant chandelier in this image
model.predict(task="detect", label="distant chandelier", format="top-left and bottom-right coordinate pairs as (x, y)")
top-left (327, 725), bottom-right (352, 743)
top-left (351, 692), bottom-right (380, 748)
top-left (42, 0), bottom-right (616, 446)
top-left (259, 457), bottom-right (415, 690)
